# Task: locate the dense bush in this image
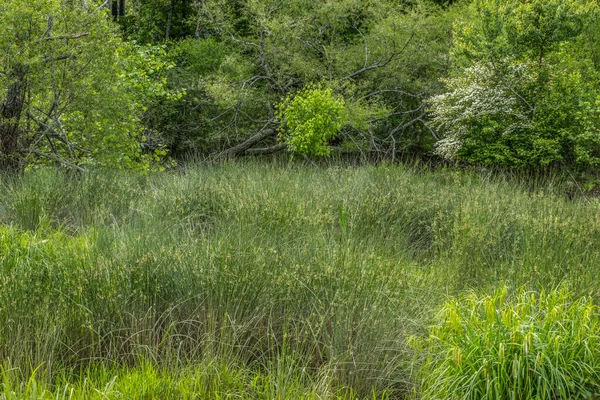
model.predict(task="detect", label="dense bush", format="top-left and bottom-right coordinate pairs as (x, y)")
top-left (276, 86), bottom-right (348, 156)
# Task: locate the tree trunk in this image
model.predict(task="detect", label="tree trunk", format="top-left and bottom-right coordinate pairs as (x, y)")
top-left (0, 65), bottom-right (27, 172)
top-left (165, 0), bottom-right (175, 40)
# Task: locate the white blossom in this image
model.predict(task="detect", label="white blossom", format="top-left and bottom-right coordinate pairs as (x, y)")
top-left (429, 61), bottom-right (534, 159)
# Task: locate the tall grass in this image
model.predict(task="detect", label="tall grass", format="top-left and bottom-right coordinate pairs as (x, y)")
top-left (0, 161), bottom-right (599, 398)
top-left (417, 287), bottom-right (600, 399)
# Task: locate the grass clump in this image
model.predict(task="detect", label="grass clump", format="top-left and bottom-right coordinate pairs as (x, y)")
top-left (418, 287), bottom-right (600, 400)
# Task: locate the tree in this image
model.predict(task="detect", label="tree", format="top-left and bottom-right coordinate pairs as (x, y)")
top-left (0, 0), bottom-right (171, 172)
top-left (118, 0), bottom-right (197, 43)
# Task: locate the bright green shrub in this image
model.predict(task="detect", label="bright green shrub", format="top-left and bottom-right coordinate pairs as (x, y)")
top-left (417, 287), bottom-right (600, 399)
top-left (276, 85), bottom-right (348, 156)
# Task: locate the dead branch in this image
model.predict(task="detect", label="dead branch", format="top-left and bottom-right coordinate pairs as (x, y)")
top-left (244, 143), bottom-right (286, 156)
top-left (92, 0), bottom-right (111, 14)
top-left (44, 33), bottom-right (89, 41)
top-left (26, 111), bottom-right (90, 153)
top-left (18, 148), bottom-right (85, 171)
top-left (44, 55), bottom-right (74, 64)
top-left (343, 32), bottom-right (414, 81)
top-left (217, 128), bottom-right (277, 159)
top-left (363, 89), bottom-right (420, 99)
top-left (384, 112), bottom-right (426, 141)
top-left (40, 16), bottom-right (53, 40)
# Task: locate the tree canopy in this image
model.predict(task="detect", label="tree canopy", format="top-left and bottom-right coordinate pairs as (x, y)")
top-left (1, 0), bottom-right (599, 173)
top-left (0, 0), bottom-right (173, 171)
top-left (430, 0), bottom-right (600, 169)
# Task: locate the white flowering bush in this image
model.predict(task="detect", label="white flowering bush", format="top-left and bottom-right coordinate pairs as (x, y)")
top-left (429, 0), bottom-right (600, 169)
top-left (430, 62), bottom-right (533, 161)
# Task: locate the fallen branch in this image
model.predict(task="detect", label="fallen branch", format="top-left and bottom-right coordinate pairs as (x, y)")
top-left (218, 128), bottom-right (277, 159)
top-left (19, 148), bottom-right (85, 171)
top-left (244, 143), bottom-right (286, 156)
top-left (44, 33), bottom-right (89, 41)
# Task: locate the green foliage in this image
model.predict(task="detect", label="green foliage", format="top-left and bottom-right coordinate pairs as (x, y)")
top-left (144, 36), bottom-right (266, 156)
top-left (1, 163), bottom-right (445, 399)
top-left (0, 0), bottom-right (174, 171)
top-left (576, 93), bottom-right (600, 166)
top-left (118, 0), bottom-right (197, 43)
top-left (132, 0), bottom-right (454, 158)
top-left (431, 0), bottom-right (600, 169)
top-left (1, 360), bottom-right (379, 399)
top-left (452, 0), bottom-right (588, 62)
top-left (276, 86), bottom-right (348, 156)
top-left (61, 42), bottom-right (176, 170)
top-left (417, 287), bottom-right (600, 399)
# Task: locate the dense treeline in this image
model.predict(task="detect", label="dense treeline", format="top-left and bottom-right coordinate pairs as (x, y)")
top-left (121, 0), bottom-right (455, 159)
top-left (0, 0), bottom-right (598, 173)
top-left (118, 0), bottom-right (600, 172)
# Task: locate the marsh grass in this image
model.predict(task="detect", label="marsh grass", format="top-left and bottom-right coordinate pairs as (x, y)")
top-left (1, 161), bottom-right (599, 398)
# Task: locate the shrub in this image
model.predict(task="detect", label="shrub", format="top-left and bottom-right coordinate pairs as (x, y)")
top-left (576, 93), bottom-right (600, 166)
top-left (417, 287), bottom-right (600, 399)
top-left (430, 61), bottom-right (535, 165)
top-left (276, 85), bottom-right (348, 157)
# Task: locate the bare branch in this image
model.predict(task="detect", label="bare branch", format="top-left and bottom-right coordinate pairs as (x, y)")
top-left (419, 118), bottom-right (440, 141)
top-left (343, 32), bottom-right (414, 81)
top-left (364, 89), bottom-right (420, 99)
top-left (489, 59), bottom-right (535, 114)
top-left (44, 33), bottom-right (89, 41)
top-left (217, 127), bottom-right (277, 159)
top-left (352, 22), bottom-right (369, 72)
top-left (27, 111), bottom-right (90, 154)
top-left (229, 34), bottom-right (260, 49)
top-left (44, 55), bottom-right (74, 64)
top-left (92, 0), bottom-right (111, 14)
top-left (18, 148), bottom-right (85, 171)
top-left (39, 16), bottom-right (53, 40)
top-left (244, 143), bottom-right (286, 155)
top-left (384, 112), bottom-right (426, 141)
